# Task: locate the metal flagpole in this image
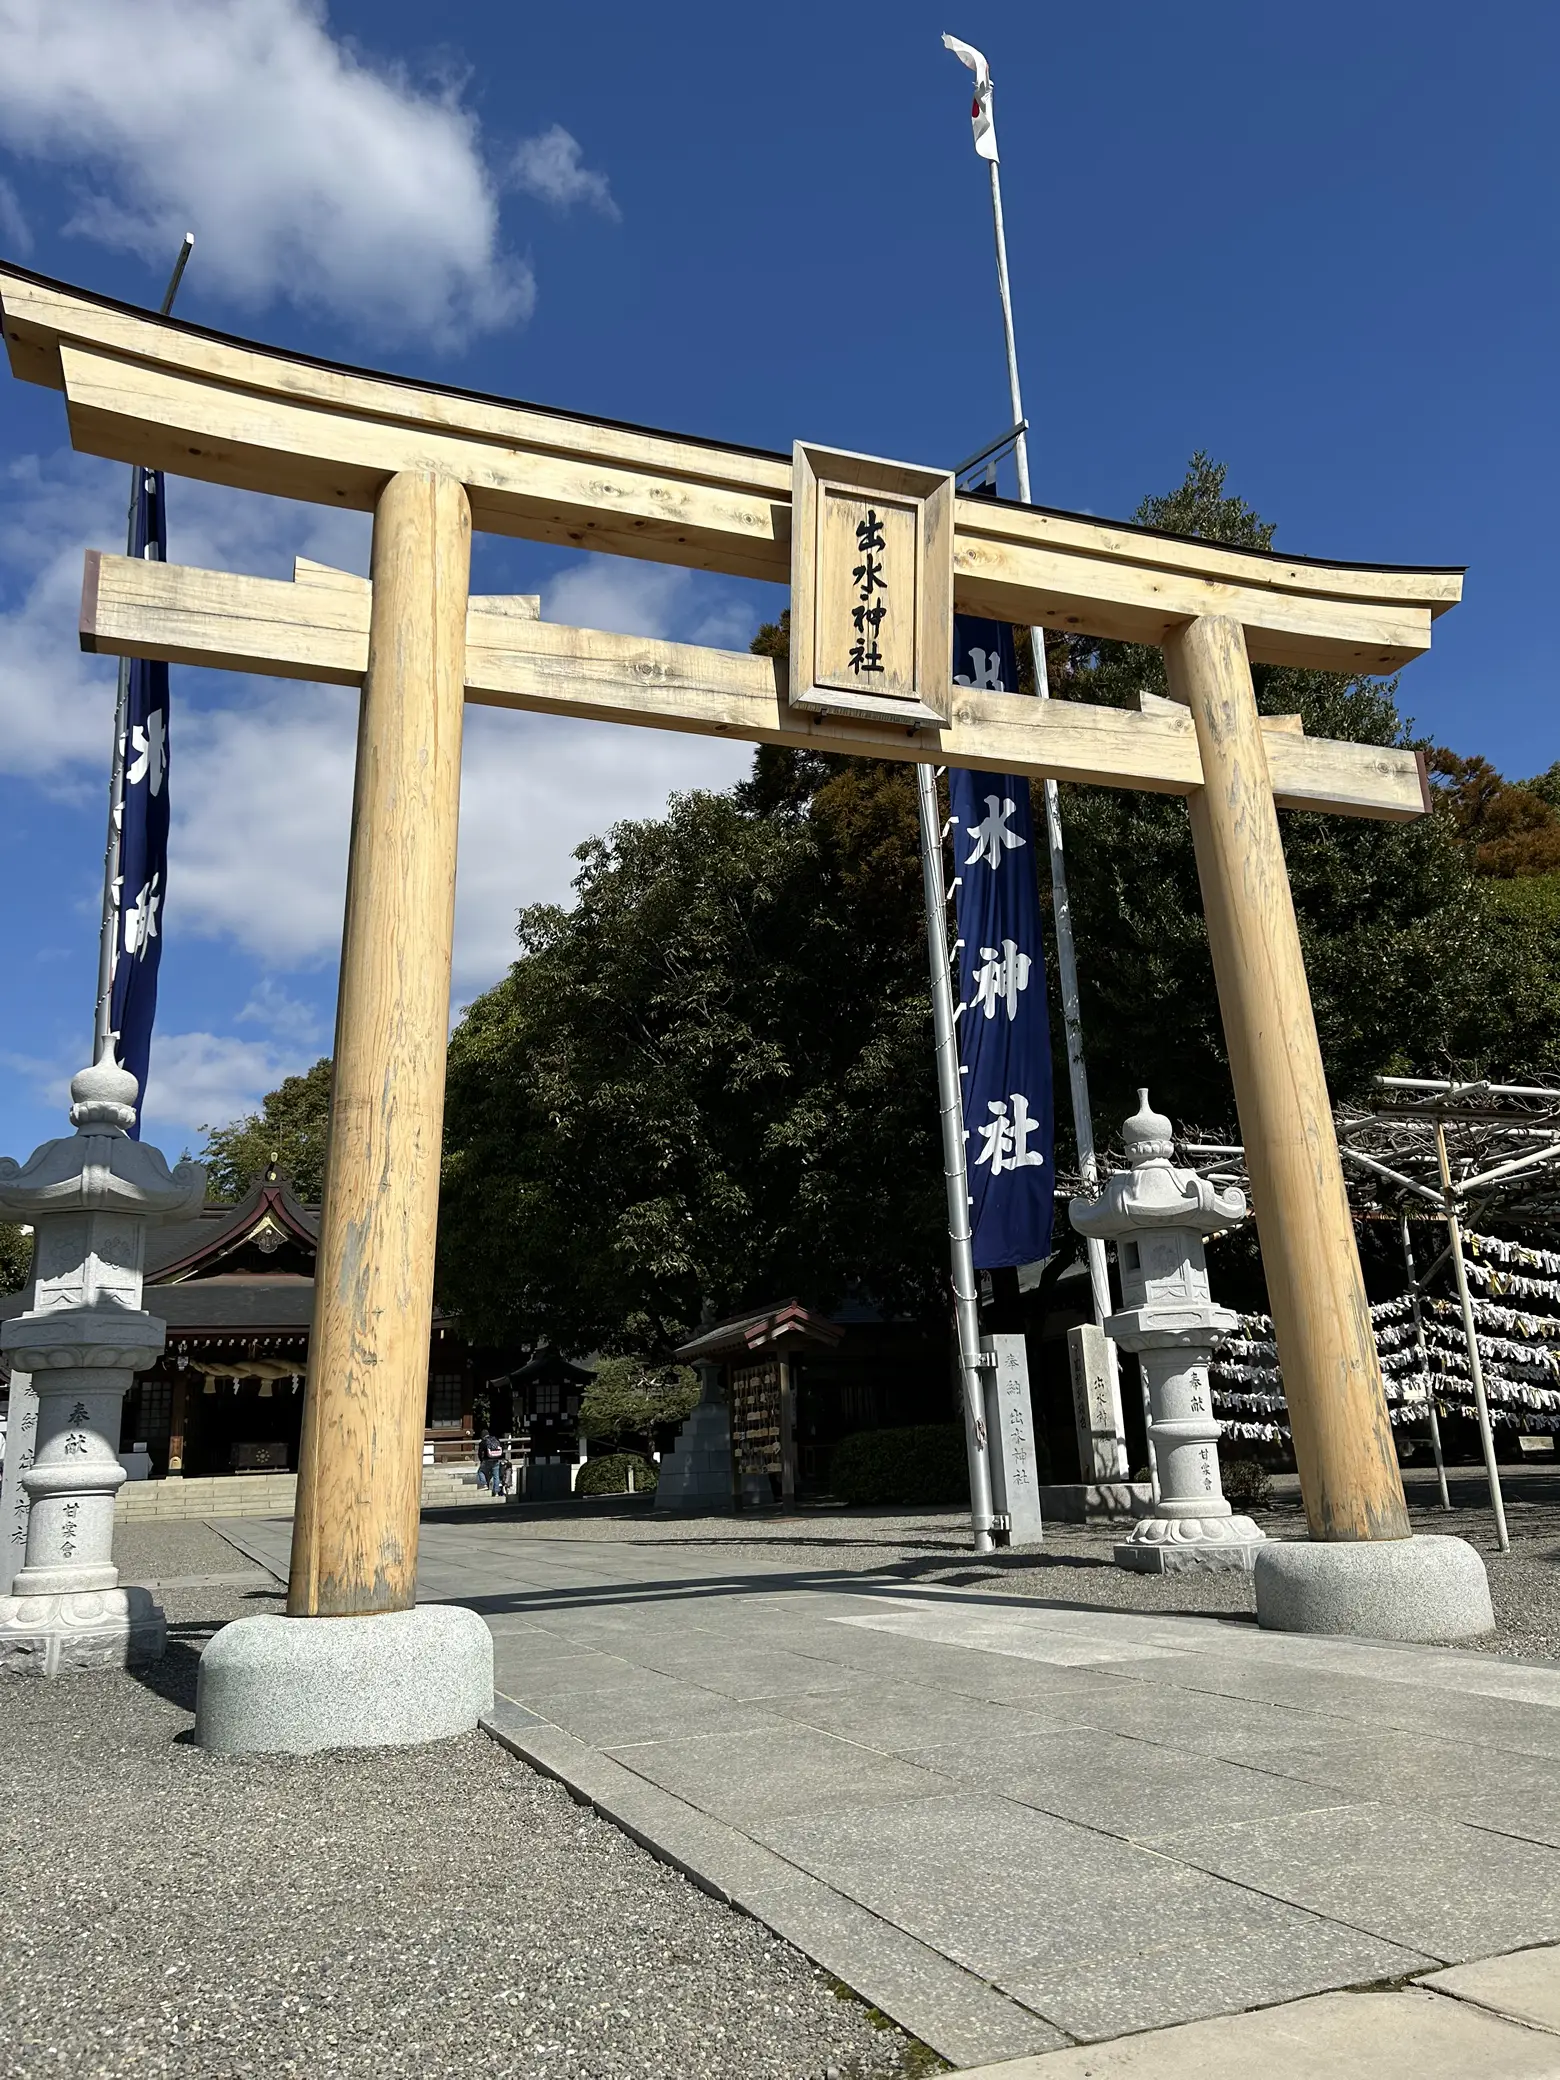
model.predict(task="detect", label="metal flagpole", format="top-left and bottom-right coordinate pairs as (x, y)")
top-left (917, 761), bottom-right (997, 1553)
top-left (1399, 1211), bottom-right (1450, 1511)
top-left (1435, 1122), bottom-right (1510, 1552)
top-left (92, 233), bottom-right (193, 1065)
top-left (947, 39), bottom-right (1136, 1484)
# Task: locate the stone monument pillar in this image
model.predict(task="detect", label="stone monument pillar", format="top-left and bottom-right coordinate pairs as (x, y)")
top-left (0, 1056), bottom-right (205, 1675)
top-left (655, 1360), bottom-right (734, 1512)
top-left (1071, 1091), bottom-right (1266, 1575)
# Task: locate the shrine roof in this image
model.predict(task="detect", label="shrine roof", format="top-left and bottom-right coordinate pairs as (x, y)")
top-left (143, 1171), bottom-right (318, 1284)
top-left (0, 1278), bottom-right (315, 1337)
top-left (675, 1300), bottom-right (844, 1363)
top-left (507, 1347), bottom-right (597, 1388)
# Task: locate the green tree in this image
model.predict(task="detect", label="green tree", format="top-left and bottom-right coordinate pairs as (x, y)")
top-left (437, 736), bottom-right (945, 1354)
top-left (0, 1222), bottom-right (32, 1295)
top-left (200, 1057), bottom-right (334, 1203)
top-left (1042, 458), bottom-right (1560, 1130)
top-left (425, 454), bottom-right (1559, 1353)
top-left (579, 1357), bottom-right (699, 1451)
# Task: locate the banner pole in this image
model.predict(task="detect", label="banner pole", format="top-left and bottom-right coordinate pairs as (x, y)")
top-left (92, 234), bottom-right (192, 1065)
top-left (983, 155), bottom-right (1136, 1483)
top-left (916, 760), bottom-right (996, 1553)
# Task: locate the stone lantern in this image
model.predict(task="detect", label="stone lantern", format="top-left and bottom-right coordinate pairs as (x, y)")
top-left (0, 1055), bottom-right (205, 1674)
top-left (1070, 1090), bottom-right (1265, 1574)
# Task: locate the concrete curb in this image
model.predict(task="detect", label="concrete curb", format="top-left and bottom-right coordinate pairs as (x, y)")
top-left (479, 1696), bottom-right (1065, 2070)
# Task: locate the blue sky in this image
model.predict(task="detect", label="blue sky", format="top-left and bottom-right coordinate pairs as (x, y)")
top-left (0, 0), bottom-right (1555, 1164)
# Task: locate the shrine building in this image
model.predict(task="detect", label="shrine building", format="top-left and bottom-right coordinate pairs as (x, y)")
top-left (2, 1167), bottom-right (487, 1481)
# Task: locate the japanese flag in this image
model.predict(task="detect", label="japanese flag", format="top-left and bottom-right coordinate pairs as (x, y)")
top-left (942, 32), bottom-right (999, 163)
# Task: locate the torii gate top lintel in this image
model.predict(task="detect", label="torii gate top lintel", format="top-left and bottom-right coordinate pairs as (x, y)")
top-left (2, 260), bottom-right (1460, 674)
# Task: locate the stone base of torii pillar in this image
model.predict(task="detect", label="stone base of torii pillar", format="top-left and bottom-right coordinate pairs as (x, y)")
top-left (0, 1057), bottom-right (205, 1678)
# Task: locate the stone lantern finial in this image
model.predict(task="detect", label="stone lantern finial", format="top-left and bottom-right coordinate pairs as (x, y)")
top-left (67, 1049), bottom-right (140, 1134)
top-left (1123, 1089), bottom-right (1175, 1167)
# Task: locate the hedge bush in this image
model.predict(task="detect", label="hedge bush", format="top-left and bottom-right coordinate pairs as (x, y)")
top-left (1219, 1455), bottom-right (1273, 1510)
top-left (576, 1451), bottom-right (658, 1496)
top-left (831, 1425), bottom-right (970, 1508)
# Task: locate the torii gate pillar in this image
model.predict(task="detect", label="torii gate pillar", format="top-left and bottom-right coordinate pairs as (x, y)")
top-left (290, 470), bottom-right (471, 1617)
top-left (1169, 615), bottom-right (1408, 1541)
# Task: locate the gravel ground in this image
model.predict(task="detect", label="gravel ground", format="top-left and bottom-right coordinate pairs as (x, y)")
top-left (491, 1466), bottom-right (1560, 1663)
top-left (0, 1526), bottom-right (922, 2080)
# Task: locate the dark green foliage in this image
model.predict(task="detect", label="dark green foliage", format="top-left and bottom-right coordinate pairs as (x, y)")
top-left (0, 1221), bottom-right (33, 1295)
top-left (438, 688), bottom-right (946, 1354)
top-left (575, 1450), bottom-right (658, 1496)
top-left (579, 1357), bottom-right (698, 1448)
top-left (1219, 1456), bottom-right (1274, 1510)
top-left (200, 1057), bottom-right (334, 1203)
top-left (830, 1425), bottom-right (970, 1507)
top-left (434, 454), bottom-right (1560, 1354)
top-left (1043, 459), bottom-right (1560, 1135)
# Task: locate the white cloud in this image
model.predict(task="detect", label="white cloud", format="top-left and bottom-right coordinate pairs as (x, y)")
top-left (0, 0), bottom-right (529, 343)
top-left (0, 454), bottom-right (765, 1019)
top-left (544, 556), bottom-right (760, 650)
top-left (0, 172), bottom-right (28, 252)
top-left (508, 125), bottom-right (619, 219)
top-left (0, 451), bottom-right (121, 785)
top-left (172, 678), bottom-right (358, 966)
top-left (236, 976), bottom-right (328, 1048)
top-left (141, 1029), bottom-right (312, 1139)
top-left (452, 708), bottom-right (751, 997)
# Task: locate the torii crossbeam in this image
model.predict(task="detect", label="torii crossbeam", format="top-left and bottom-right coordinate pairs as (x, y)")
top-left (2, 263), bottom-right (1462, 1616)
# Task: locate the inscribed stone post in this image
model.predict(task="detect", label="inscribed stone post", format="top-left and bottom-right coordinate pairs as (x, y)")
top-left (983, 1332), bottom-right (1044, 1544)
top-left (1067, 1322), bottom-right (1120, 1483)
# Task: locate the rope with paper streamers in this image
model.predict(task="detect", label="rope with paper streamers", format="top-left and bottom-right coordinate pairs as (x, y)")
top-left (1209, 1240), bottom-right (1560, 1444)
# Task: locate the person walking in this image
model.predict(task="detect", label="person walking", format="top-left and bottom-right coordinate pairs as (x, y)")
top-left (477, 1428), bottom-right (502, 1495)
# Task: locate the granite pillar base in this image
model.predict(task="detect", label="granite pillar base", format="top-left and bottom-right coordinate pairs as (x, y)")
top-left (1255, 1534), bottom-right (1494, 1642)
top-left (194, 1604), bottom-right (495, 1755)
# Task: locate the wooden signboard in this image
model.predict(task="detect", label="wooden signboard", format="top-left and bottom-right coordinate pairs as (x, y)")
top-left (731, 1360), bottom-right (784, 1475)
top-left (789, 442), bottom-right (954, 727)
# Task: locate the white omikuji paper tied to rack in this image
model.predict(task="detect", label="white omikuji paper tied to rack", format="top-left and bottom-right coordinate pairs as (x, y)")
top-left (1210, 1235), bottom-right (1560, 1442)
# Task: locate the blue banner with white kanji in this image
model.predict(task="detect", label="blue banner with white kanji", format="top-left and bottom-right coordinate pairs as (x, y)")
top-left (950, 616), bottom-right (1054, 1267)
top-left (108, 467), bottom-right (170, 1139)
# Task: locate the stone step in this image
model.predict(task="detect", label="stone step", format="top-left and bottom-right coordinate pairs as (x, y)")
top-left (112, 1467), bottom-right (495, 1521)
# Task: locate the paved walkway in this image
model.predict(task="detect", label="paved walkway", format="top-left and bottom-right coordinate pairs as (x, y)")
top-left (218, 1514), bottom-right (1560, 2071)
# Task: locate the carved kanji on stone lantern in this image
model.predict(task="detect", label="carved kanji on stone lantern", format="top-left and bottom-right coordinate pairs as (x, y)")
top-left (1071, 1091), bottom-right (1266, 1574)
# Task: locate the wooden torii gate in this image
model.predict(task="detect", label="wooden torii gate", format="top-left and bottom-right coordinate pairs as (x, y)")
top-left (0, 264), bottom-right (1462, 1616)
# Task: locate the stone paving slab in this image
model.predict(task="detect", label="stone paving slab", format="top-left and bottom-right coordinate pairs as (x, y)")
top-left (901, 1722), bottom-right (1359, 1840)
top-left (1423, 1944), bottom-right (1560, 2035)
top-left (212, 1515), bottom-right (1560, 2065)
top-left (953, 1980), bottom-right (1560, 2079)
top-left (482, 1699), bottom-right (1065, 2069)
top-left (750, 1788), bottom-right (1427, 2020)
top-left (1149, 1802), bottom-right (1560, 1958)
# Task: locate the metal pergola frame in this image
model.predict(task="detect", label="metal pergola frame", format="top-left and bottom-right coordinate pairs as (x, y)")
top-left (1185, 1076), bottom-right (1560, 1553)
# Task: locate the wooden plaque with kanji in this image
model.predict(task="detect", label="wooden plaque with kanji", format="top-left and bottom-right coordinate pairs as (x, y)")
top-left (789, 441), bottom-right (954, 727)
